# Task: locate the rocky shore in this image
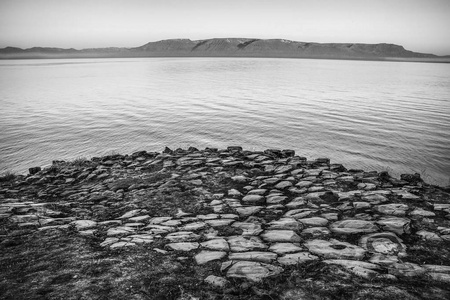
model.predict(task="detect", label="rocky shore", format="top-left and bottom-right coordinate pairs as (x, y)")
top-left (1, 146), bottom-right (450, 300)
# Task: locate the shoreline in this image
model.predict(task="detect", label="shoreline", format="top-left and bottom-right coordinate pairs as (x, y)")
top-left (1, 146), bottom-right (450, 299)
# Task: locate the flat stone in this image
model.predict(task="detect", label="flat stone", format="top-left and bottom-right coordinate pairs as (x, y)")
top-left (149, 217), bottom-right (172, 224)
top-left (165, 231), bottom-right (200, 242)
top-left (180, 221), bottom-right (208, 231)
top-left (268, 218), bottom-right (303, 230)
top-left (369, 254), bottom-right (399, 265)
top-left (223, 261), bottom-right (284, 282)
top-left (393, 190), bottom-right (420, 200)
top-left (422, 265), bottom-right (450, 274)
top-left (166, 242), bottom-right (199, 251)
top-left (376, 204), bottom-right (408, 216)
top-left (195, 251), bottom-right (227, 264)
top-left (71, 220), bottom-right (97, 230)
top-left (145, 224), bottom-right (176, 234)
top-left (278, 252), bottom-right (318, 265)
top-left (261, 230), bottom-right (301, 242)
top-left (298, 217), bottom-right (328, 227)
top-left (362, 194), bottom-right (389, 204)
top-left (100, 237), bottom-right (119, 247)
top-left (235, 206), bottom-right (263, 217)
top-left (410, 208), bottom-right (436, 217)
top-left (301, 227), bottom-right (331, 237)
top-left (388, 262), bottom-right (426, 277)
top-left (128, 234), bottom-right (154, 244)
top-left (285, 198), bottom-right (306, 209)
top-left (329, 220), bottom-right (378, 234)
top-left (434, 204), bottom-right (450, 212)
top-left (359, 232), bottom-right (407, 256)
top-left (232, 222), bottom-right (263, 235)
top-left (285, 209), bottom-right (313, 219)
top-left (242, 195), bottom-right (264, 204)
top-left (416, 230), bottom-right (442, 241)
top-left (247, 189), bottom-right (267, 195)
top-left (160, 219), bottom-right (182, 226)
top-left (275, 181), bottom-right (293, 189)
top-left (376, 217), bottom-right (411, 235)
top-left (119, 209), bottom-right (145, 219)
top-left (266, 195), bottom-right (288, 204)
top-left (107, 226), bottom-right (135, 236)
top-left (324, 259), bottom-right (381, 278)
top-left (110, 241), bottom-right (136, 249)
top-left (305, 239), bottom-right (366, 259)
top-left (227, 236), bottom-right (268, 252)
top-left (353, 202), bottom-right (371, 209)
top-left (228, 189), bottom-right (242, 197)
top-left (205, 219), bottom-right (235, 227)
top-left (228, 251), bottom-right (278, 263)
top-left (201, 238), bottom-right (230, 251)
top-left (204, 275), bottom-right (229, 288)
top-left (269, 243), bottom-right (303, 254)
top-left (128, 215), bottom-right (151, 222)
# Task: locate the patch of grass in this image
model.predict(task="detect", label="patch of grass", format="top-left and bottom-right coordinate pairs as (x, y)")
top-left (0, 170), bottom-right (16, 182)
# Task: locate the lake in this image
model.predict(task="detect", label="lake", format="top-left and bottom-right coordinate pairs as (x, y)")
top-left (0, 57), bottom-right (449, 186)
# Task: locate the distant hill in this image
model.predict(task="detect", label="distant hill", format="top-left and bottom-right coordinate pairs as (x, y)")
top-left (1, 38), bottom-right (449, 62)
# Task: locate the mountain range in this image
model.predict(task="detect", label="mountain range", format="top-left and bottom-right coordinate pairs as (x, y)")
top-left (1, 38), bottom-right (449, 62)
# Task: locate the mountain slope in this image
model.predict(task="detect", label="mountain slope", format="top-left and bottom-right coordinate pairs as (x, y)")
top-left (0, 38), bottom-right (446, 61)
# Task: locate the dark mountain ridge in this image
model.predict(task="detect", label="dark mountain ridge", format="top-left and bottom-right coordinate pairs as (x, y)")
top-left (1, 38), bottom-right (448, 62)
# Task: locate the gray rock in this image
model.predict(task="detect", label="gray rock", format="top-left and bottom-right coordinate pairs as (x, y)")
top-left (242, 195), bottom-right (265, 204)
top-left (201, 238), bottom-right (230, 251)
top-left (166, 242), bottom-right (200, 251)
top-left (298, 217), bottom-right (329, 227)
top-left (232, 222), bottom-right (263, 235)
top-left (268, 218), bottom-right (302, 230)
top-left (260, 230), bottom-right (302, 242)
top-left (235, 206), bottom-right (263, 217)
top-left (329, 219), bottom-right (378, 234)
top-left (278, 252), bottom-right (318, 265)
top-left (359, 232), bottom-right (407, 257)
top-left (165, 231), bottom-right (200, 242)
top-left (324, 259), bottom-right (381, 278)
top-left (269, 243), bottom-right (304, 254)
top-left (227, 236), bottom-right (268, 252)
top-left (376, 217), bottom-right (411, 235)
top-left (195, 250), bottom-right (227, 264)
top-left (301, 227), bottom-right (331, 237)
top-left (223, 261), bottom-right (283, 282)
top-left (204, 275), bottom-right (229, 288)
top-left (410, 208), bottom-right (436, 217)
top-left (228, 251), bottom-right (278, 263)
top-left (305, 239), bottom-right (366, 259)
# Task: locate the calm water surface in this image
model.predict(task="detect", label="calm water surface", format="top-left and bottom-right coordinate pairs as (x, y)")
top-left (0, 58), bottom-right (449, 185)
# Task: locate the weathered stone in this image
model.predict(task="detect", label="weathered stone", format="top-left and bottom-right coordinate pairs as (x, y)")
top-left (205, 219), bottom-right (235, 227)
top-left (359, 232), bottom-right (407, 257)
top-left (119, 209), bottom-right (145, 219)
top-left (235, 206), bottom-right (263, 217)
top-left (260, 230), bottom-right (302, 243)
top-left (410, 208), bottom-right (436, 217)
top-left (195, 250), bottom-right (227, 264)
top-left (324, 259), bottom-right (381, 278)
top-left (268, 218), bottom-right (302, 230)
top-left (376, 217), bottom-right (411, 235)
top-left (329, 220), bottom-right (378, 234)
top-left (266, 194), bottom-right (287, 204)
top-left (223, 261), bottom-right (283, 282)
top-left (278, 252), bottom-right (318, 265)
top-left (231, 222), bottom-right (262, 235)
top-left (165, 231), bottom-right (200, 242)
top-left (180, 221), bottom-right (207, 231)
top-left (305, 239), bottom-right (366, 259)
top-left (201, 238), bottom-right (229, 251)
top-left (269, 243), bottom-right (303, 254)
top-left (369, 254), bottom-right (399, 265)
top-left (242, 194), bottom-right (264, 204)
top-left (376, 204), bottom-right (408, 216)
top-left (228, 251), bottom-right (278, 263)
top-left (148, 216), bottom-right (172, 224)
top-left (166, 242), bottom-right (199, 251)
top-left (71, 220), bottom-right (97, 230)
top-left (107, 226), bottom-right (135, 236)
top-left (298, 217), bottom-right (329, 227)
top-left (274, 181), bottom-right (293, 189)
top-left (227, 236), bottom-right (268, 252)
top-left (247, 189), bottom-right (267, 195)
top-left (388, 262), bottom-right (426, 277)
top-left (204, 275), bottom-right (229, 288)
top-left (416, 230), bottom-right (442, 241)
top-left (110, 241), bottom-right (136, 249)
top-left (301, 227), bottom-right (331, 237)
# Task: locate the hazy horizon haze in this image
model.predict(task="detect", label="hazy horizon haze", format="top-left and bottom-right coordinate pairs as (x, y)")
top-left (1, 0), bottom-right (450, 55)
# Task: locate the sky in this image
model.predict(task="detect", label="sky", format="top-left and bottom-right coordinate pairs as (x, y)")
top-left (1, 0), bottom-right (449, 55)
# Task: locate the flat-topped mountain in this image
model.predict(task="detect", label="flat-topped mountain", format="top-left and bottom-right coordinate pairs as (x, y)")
top-left (1, 38), bottom-right (449, 62)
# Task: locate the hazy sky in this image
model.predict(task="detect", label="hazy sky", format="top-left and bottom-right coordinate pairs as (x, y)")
top-left (1, 0), bottom-right (449, 55)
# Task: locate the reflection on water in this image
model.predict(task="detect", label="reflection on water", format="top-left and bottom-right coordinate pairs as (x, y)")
top-left (0, 57), bottom-right (449, 186)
